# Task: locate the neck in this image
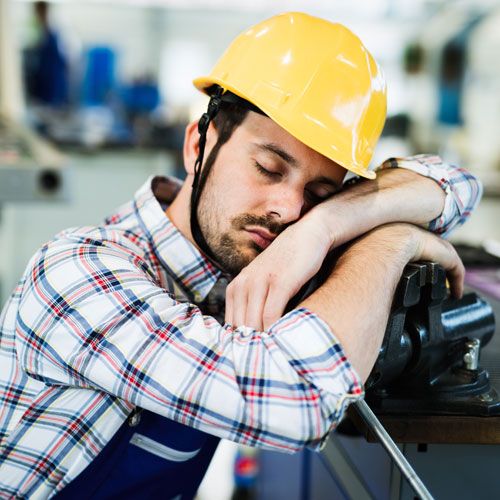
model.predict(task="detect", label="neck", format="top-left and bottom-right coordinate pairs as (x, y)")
top-left (165, 178), bottom-right (196, 247)
top-left (167, 176), bottom-right (227, 275)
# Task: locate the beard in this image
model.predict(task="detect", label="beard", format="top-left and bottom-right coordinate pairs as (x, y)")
top-left (197, 183), bottom-right (285, 276)
top-left (212, 213), bottom-right (284, 275)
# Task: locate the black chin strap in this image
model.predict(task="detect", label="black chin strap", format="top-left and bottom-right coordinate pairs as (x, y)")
top-left (190, 87), bottom-right (266, 270)
top-left (190, 88), bottom-right (224, 267)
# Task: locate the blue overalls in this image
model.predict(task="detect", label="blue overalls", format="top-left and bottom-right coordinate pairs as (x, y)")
top-left (55, 409), bottom-right (220, 499)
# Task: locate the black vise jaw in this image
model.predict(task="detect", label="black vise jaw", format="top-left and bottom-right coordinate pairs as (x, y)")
top-left (366, 262), bottom-right (496, 396)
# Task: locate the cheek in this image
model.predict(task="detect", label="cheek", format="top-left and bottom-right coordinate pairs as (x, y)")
top-left (211, 167), bottom-right (264, 214)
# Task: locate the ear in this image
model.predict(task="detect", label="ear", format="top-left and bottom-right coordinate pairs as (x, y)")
top-left (183, 120), bottom-right (200, 176)
top-left (183, 120), bottom-right (219, 176)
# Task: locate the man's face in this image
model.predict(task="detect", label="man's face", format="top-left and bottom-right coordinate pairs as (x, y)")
top-left (197, 112), bottom-right (347, 275)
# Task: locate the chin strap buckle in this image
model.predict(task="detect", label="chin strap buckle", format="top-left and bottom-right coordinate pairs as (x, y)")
top-left (192, 88), bottom-right (224, 188)
top-left (197, 89), bottom-right (223, 134)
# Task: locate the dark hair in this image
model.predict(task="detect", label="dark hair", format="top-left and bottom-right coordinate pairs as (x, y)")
top-left (35, 1), bottom-right (49, 19)
top-left (212, 101), bottom-right (249, 147)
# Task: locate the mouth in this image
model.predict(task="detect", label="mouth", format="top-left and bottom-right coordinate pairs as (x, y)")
top-left (244, 227), bottom-right (276, 250)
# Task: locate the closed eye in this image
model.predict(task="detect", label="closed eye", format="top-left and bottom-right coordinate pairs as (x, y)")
top-left (304, 190), bottom-right (323, 204)
top-left (305, 186), bottom-right (336, 205)
top-left (254, 161), bottom-right (282, 179)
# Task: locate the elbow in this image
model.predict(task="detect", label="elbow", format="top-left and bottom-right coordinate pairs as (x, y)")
top-left (469, 174), bottom-right (483, 212)
top-left (439, 169), bottom-right (483, 238)
top-left (258, 391), bottom-right (359, 452)
top-left (457, 168), bottom-right (483, 216)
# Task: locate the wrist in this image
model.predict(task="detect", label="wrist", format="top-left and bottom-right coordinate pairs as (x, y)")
top-left (376, 168), bottom-right (445, 224)
top-left (299, 208), bottom-right (334, 255)
top-left (359, 223), bottom-right (418, 267)
top-left (310, 187), bottom-right (385, 250)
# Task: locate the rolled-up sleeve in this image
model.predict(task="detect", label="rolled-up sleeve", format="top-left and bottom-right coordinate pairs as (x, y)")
top-left (379, 154), bottom-right (483, 237)
top-left (15, 234), bottom-right (362, 453)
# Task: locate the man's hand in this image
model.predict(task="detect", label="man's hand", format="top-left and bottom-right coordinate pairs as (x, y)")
top-left (409, 224), bottom-right (465, 298)
top-left (226, 167), bottom-right (449, 331)
top-left (367, 222), bottom-right (465, 298)
top-left (225, 213), bottom-right (331, 330)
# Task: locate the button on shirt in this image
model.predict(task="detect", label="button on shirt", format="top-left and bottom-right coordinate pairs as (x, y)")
top-left (0, 155), bottom-right (482, 498)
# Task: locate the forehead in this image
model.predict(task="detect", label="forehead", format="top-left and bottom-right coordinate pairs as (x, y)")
top-left (232, 111), bottom-right (346, 178)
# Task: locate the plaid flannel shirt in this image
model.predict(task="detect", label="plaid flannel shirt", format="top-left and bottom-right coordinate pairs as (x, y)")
top-left (0, 155), bottom-right (482, 498)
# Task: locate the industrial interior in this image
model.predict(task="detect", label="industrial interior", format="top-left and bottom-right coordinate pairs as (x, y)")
top-left (1, 0), bottom-right (500, 499)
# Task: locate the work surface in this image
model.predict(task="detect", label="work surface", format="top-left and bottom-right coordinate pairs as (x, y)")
top-left (351, 289), bottom-right (500, 445)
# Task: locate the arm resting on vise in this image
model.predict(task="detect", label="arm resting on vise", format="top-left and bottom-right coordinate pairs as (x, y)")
top-left (300, 225), bottom-right (412, 382)
top-left (300, 223), bottom-right (465, 382)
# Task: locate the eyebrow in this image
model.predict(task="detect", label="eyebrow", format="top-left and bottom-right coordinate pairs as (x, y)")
top-left (257, 142), bottom-right (298, 167)
top-left (256, 142), bottom-right (341, 191)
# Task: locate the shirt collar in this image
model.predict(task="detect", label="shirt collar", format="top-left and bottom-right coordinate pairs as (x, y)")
top-left (134, 176), bottom-right (221, 303)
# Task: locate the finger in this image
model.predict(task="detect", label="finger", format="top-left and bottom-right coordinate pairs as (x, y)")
top-left (424, 236), bottom-right (465, 299)
top-left (262, 284), bottom-right (293, 330)
top-left (244, 282), bottom-right (269, 331)
top-left (446, 257), bottom-right (465, 299)
top-left (435, 240), bottom-right (464, 299)
top-left (225, 283), bottom-right (233, 326)
top-left (230, 277), bottom-right (249, 328)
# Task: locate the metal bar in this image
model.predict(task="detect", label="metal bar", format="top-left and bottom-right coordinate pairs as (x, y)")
top-left (389, 446), bottom-right (403, 500)
top-left (353, 400), bottom-right (434, 500)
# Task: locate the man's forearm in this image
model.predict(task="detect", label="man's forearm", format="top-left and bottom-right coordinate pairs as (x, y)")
top-left (311, 168), bottom-right (446, 249)
top-left (300, 224), bottom-right (415, 382)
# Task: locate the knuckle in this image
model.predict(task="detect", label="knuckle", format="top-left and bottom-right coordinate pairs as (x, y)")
top-left (270, 281), bottom-right (283, 293)
top-left (439, 237), bottom-right (449, 248)
top-left (267, 272), bottom-right (279, 284)
top-left (232, 273), bottom-right (245, 287)
top-left (238, 272), bottom-right (249, 284)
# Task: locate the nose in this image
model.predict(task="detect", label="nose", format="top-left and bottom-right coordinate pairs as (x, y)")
top-left (265, 185), bottom-right (305, 224)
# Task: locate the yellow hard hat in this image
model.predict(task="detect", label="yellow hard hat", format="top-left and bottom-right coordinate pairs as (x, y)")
top-left (193, 12), bottom-right (387, 179)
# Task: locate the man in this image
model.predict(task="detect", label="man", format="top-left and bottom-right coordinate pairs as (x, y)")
top-left (24, 2), bottom-right (69, 107)
top-left (0, 12), bottom-right (481, 499)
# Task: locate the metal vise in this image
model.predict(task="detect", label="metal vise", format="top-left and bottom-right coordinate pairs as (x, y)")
top-left (366, 262), bottom-right (498, 416)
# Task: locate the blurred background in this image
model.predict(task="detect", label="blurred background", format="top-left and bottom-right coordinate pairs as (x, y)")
top-left (1, 0), bottom-right (500, 498)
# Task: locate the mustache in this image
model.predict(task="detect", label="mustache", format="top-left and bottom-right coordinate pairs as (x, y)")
top-left (231, 214), bottom-right (287, 236)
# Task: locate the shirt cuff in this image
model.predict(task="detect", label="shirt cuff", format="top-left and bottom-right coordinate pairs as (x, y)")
top-left (378, 154), bottom-right (457, 236)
